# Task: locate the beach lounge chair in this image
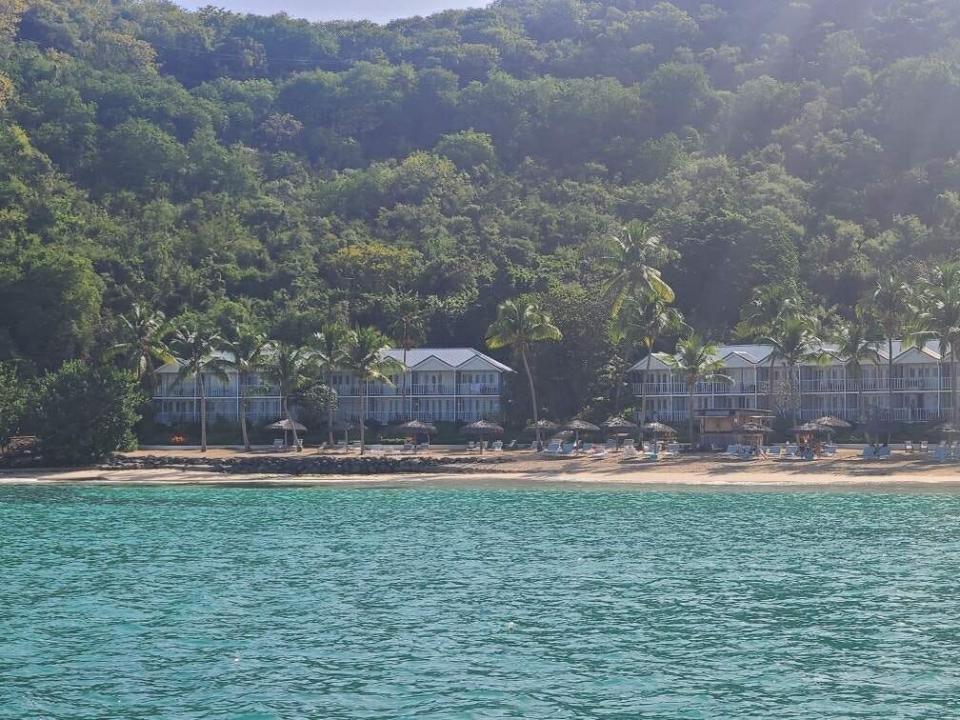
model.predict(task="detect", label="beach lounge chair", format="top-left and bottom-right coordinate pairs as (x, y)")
top-left (904, 441), bottom-right (914, 454)
top-left (272, 438), bottom-right (285, 450)
top-left (467, 441), bottom-right (477, 451)
top-left (920, 440), bottom-right (929, 453)
top-left (877, 446), bottom-right (891, 459)
top-left (507, 440), bottom-right (517, 450)
top-left (492, 441), bottom-right (503, 452)
top-left (933, 446), bottom-right (949, 462)
top-left (824, 445), bottom-right (838, 457)
top-left (721, 445), bottom-right (739, 457)
top-left (666, 442), bottom-right (681, 455)
top-left (862, 446), bottom-right (876, 459)
top-left (620, 445), bottom-right (642, 462)
top-left (542, 439), bottom-right (564, 456)
top-left (768, 446), bottom-right (782, 458)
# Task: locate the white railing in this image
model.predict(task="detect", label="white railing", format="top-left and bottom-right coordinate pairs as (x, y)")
top-left (456, 384), bottom-right (500, 395)
top-left (799, 408), bottom-right (945, 422)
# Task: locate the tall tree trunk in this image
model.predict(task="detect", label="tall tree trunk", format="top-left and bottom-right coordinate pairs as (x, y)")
top-left (286, 392), bottom-right (299, 450)
top-left (687, 384), bottom-right (695, 445)
top-left (795, 362), bottom-right (802, 425)
top-left (640, 349), bottom-right (654, 451)
top-left (199, 374), bottom-right (207, 453)
top-left (950, 352), bottom-right (960, 426)
top-left (768, 356), bottom-right (776, 417)
top-left (239, 372), bottom-right (250, 451)
top-left (327, 369), bottom-right (335, 449)
top-left (521, 347), bottom-right (541, 449)
top-left (403, 343), bottom-right (409, 420)
top-left (888, 337), bottom-right (895, 423)
top-left (360, 380), bottom-right (367, 456)
top-left (790, 362), bottom-right (798, 426)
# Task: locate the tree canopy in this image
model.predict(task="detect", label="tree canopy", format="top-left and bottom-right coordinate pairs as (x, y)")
top-left (3, 0), bottom-right (960, 424)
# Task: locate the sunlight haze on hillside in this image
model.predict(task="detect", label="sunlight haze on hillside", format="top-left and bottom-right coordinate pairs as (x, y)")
top-left (176, 0), bottom-right (490, 23)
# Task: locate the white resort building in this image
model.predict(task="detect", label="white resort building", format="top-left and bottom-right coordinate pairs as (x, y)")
top-left (631, 341), bottom-right (952, 425)
top-left (152, 348), bottom-right (513, 427)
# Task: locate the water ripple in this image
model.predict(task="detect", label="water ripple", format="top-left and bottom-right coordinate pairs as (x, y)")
top-left (2, 486), bottom-right (960, 718)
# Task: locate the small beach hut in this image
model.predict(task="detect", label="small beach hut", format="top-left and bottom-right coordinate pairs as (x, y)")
top-left (564, 419), bottom-right (601, 446)
top-left (462, 420), bottom-right (505, 454)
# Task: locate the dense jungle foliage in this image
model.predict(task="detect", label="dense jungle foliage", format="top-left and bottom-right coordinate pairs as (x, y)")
top-left (3, 0), bottom-right (960, 427)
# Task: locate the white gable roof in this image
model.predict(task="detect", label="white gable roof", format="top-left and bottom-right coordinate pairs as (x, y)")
top-left (382, 348), bottom-right (513, 373)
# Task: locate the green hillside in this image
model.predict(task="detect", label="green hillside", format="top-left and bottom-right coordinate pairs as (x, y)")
top-left (2, 0), bottom-right (960, 435)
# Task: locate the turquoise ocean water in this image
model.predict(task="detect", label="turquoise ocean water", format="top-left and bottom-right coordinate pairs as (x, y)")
top-left (2, 484), bottom-right (960, 718)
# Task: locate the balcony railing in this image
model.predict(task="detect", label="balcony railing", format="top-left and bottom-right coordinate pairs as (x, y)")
top-left (798, 408), bottom-right (945, 422)
top-left (635, 378), bottom-right (957, 396)
top-left (456, 384), bottom-right (500, 395)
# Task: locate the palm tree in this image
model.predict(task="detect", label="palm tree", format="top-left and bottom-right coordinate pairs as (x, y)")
top-left (603, 220), bottom-right (676, 318)
top-left (912, 263), bottom-right (960, 423)
top-left (111, 303), bottom-right (172, 387)
top-left (168, 324), bottom-right (228, 453)
top-left (762, 314), bottom-right (823, 426)
top-left (734, 283), bottom-right (804, 341)
top-left (223, 327), bottom-right (266, 451)
top-left (872, 272), bottom-right (912, 421)
top-left (612, 293), bottom-right (685, 419)
top-left (314, 322), bottom-right (350, 448)
top-left (485, 299), bottom-right (562, 448)
top-left (385, 288), bottom-right (429, 420)
top-left (342, 326), bottom-right (403, 456)
top-left (831, 311), bottom-right (882, 424)
top-left (261, 341), bottom-right (319, 451)
top-left (664, 334), bottom-right (731, 442)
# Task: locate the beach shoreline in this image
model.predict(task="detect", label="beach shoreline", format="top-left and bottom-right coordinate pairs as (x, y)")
top-left (4, 448), bottom-right (960, 491)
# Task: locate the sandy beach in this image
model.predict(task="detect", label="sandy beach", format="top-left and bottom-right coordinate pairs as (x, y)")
top-left (4, 447), bottom-right (960, 490)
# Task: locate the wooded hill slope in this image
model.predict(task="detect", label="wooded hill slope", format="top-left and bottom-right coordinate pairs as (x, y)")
top-left (2, 0), bottom-right (960, 420)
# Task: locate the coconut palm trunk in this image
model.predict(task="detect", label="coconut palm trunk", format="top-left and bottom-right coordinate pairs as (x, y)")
top-left (641, 351), bottom-right (654, 423)
top-left (239, 376), bottom-right (251, 451)
top-left (360, 380), bottom-right (368, 455)
top-left (520, 347), bottom-right (541, 448)
top-left (284, 390), bottom-right (299, 449)
top-left (687, 383), bottom-right (695, 443)
top-left (950, 352), bottom-right (960, 425)
top-left (327, 368), bottom-right (335, 449)
top-left (402, 345), bottom-right (409, 419)
top-left (199, 374), bottom-right (208, 453)
top-left (888, 337), bottom-right (895, 422)
top-left (768, 355), bottom-right (776, 416)
top-left (792, 362), bottom-right (800, 425)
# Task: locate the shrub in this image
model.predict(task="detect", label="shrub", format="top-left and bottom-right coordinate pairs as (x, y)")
top-left (33, 361), bottom-right (143, 466)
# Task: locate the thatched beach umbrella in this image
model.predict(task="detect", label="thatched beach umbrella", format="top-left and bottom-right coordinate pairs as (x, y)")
top-left (811, 416), bottom-right (852, 429)
top-left (266, 418), bottom-right (307, 448)
top-left (266, 418), bottom-right (307, 432)
top-left (564, 419), bottom-right (601, 445)
top-left (642, 421), bottom-right (677, 449)
top-left (462, 420), bottom-right (505, 455)
top-left (395, 419), bottom-right (438, 434)
top-left (321, 420), bottom-right (367, 447)
top-left (524, 419), bottom-right (558, 450)
top-left (935, 422), bottom-right (960, 436)
top-left (394, 419), bottom-right (438, 444)
top-left (737, 421), bottom-right (772, 448)
top-left (601, 416), bottom-right (639, 430)
top-left (525, 419), bottom-right (559, 433)
top-left (603, 415), bottom-right (641, 447)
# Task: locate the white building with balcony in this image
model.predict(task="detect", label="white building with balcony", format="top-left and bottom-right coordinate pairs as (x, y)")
top-left (152, 347), bottom-right (513, 427)
top-left (631, 340), bottom-right (953, 425)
